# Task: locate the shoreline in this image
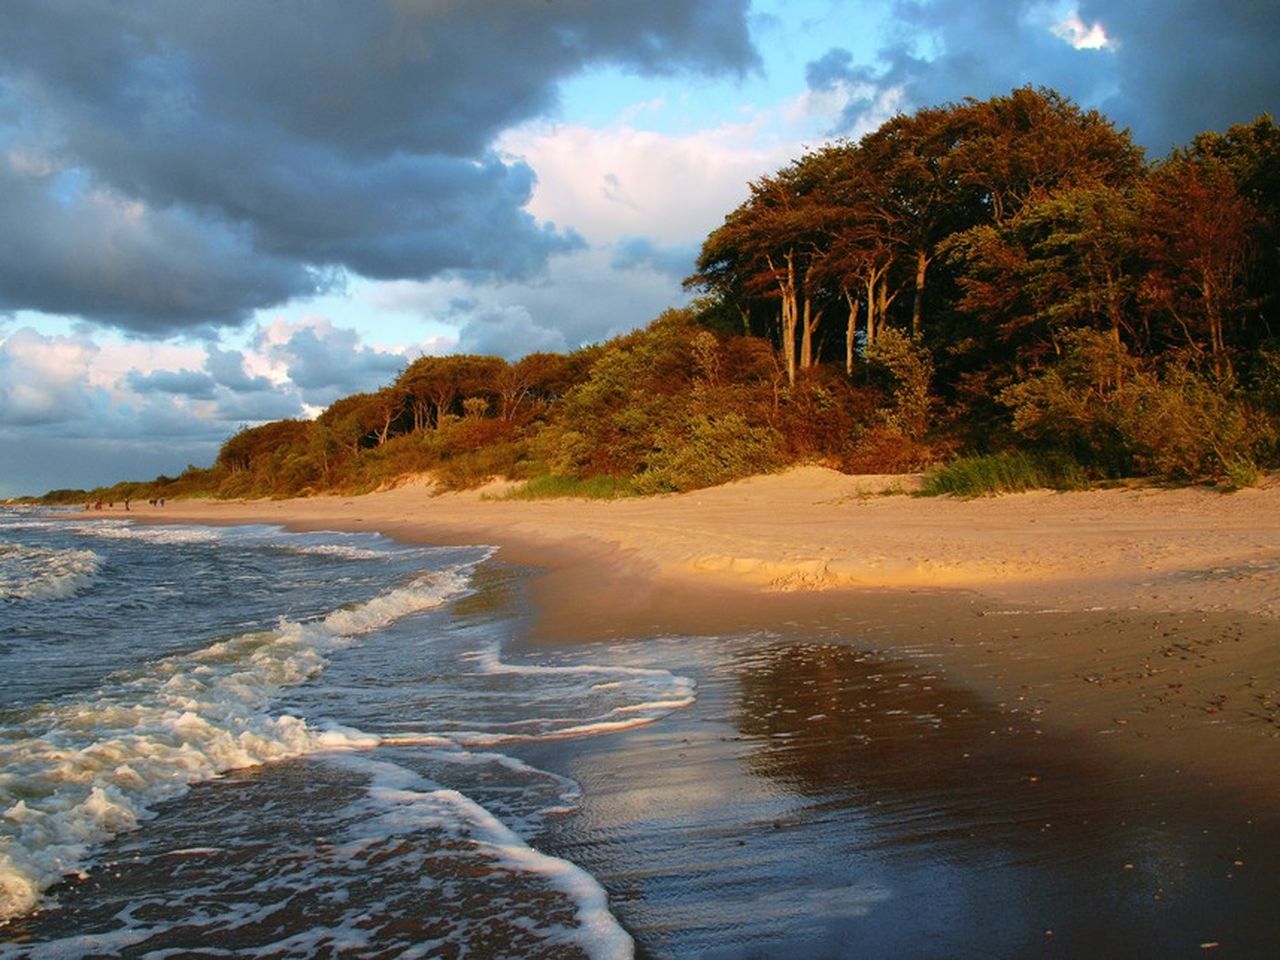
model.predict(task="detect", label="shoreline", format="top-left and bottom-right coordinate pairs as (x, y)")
top-left (114, 467), bottom-right (1280, 798)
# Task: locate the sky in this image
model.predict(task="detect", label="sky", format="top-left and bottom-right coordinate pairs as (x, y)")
top-left (1, 0), bottom-right (1276, 497)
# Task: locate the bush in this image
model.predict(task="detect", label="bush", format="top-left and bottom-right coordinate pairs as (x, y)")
top-left (843, 423), bottom-right (936, 474)
top-left (634, 413), bottom-right (783, 493)
top-left (866, 329), bottom-right (935, 441)
top-left (1001, 329), bottom-right (1269, 481)
top-left (1223, 456), bottom-right (1260, 490)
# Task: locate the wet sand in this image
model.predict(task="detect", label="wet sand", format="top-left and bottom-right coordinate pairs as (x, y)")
top-left (123, 470), bottom-right (1280, 955)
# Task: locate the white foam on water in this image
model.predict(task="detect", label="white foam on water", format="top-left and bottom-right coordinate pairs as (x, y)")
top-left (276, 543), bottom-right (392, 561)
top-left (61, 521), bottom-right (226, 545)
top-left (0, 566), bottom-right (475, 922)
top-left (330, 755), bottom-right (635, 960)
top-left (442, 644), bottom-right (697, 745)
top-left (0, 542), bottom-right (100, 602)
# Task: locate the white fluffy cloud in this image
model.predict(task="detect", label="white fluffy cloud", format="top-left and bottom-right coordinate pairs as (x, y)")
top-left (499, 117), bottom-right (798, 245)
top-left (0, 328), bottom-right (101, 426)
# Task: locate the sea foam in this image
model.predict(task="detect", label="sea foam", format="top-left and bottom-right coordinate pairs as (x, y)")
top-left (0, 566), bottom-right (473, 921)
top-left (0, 542), bottom-right (100, 602)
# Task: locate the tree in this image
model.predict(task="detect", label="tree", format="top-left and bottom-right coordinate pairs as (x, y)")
top-left (396, 355), bottom-right (506, 430)
top-left (950, 183), bottom-right (1142, 383)
top-left (953, 87), bottom-right (1144, 224)
top-left (1140, 157), bottom-right (1258, 374)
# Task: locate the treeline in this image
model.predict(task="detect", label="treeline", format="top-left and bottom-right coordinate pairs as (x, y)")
top-left (689, 87), bottom-right (1280, 484)
top-left (44, 88), bottom-right (1280, 504)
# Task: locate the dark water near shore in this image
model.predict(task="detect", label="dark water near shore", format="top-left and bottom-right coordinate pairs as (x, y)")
top-left (3, 509), bottom-right (1278, 958)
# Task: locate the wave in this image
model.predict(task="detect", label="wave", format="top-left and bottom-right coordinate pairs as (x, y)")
top-left (389, 643), bottom-right (697, 746)
top-left (58, 521), bottom-right (225, 545)
top-left (329, 755), bottom-right (634, 959)
top-left (0, 565), bottom-right (475, 922)
top-left (0, 542), bottom-right (100, 602)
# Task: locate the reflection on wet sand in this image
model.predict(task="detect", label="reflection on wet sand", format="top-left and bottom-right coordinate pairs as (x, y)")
top-left (526, 635), bottom-right (1280, 959)
top-left (736, 642), bottom-right (1108, 850)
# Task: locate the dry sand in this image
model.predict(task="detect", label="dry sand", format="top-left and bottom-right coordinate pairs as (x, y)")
top-left (131, 467), bottom-right (1280, 795)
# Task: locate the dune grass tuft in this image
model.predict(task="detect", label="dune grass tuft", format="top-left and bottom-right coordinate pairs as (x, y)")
top-left (498, 474), bottom-right (639, 500)
top-left (919, 451), bottom-right (1089, 497)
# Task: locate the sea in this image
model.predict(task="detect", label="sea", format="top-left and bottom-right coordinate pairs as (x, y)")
top-left (0, 508), bottom-right (692, 958)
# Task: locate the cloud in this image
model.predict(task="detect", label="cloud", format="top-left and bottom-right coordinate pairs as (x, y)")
top-left (0, 315), bottom-right (447, 492)
top-left (0, 161), bottom-right (320, 337)
top-left (204, 345), bottom-right (274, 392)
top-left (125, 368), bottom-right (218, 400)
top-left (499, 117), bottom-right (794, 245)
top-left (255, 317), bottom-right (415, 406)
top-left (0, 435), bottom-right (220, 498)
top-left (1080, 0), bottom-right (1280, 151)
top-left (0, 327), bottom-right (100, 426)
top-left (368, 245), bottom-right (696, 358)
top-left (806, 2), bottom-right (1119, 137)
top-left (455, 307), bottom-right (570, 360)
top-left (611, 236), bottom-right (699, 279)
top-left (213, 390), bottom-right (305, 425)
top-left (805, 1), bottom-right (1278, 154)
top-left (0, 0), bottom-right (759, 334)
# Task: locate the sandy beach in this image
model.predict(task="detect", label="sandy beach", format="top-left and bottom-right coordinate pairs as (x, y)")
top-left (132, 467), bottom-right (1280, 792)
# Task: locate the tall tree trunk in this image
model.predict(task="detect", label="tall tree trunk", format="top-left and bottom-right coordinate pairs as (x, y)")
top-left (864, 276), bottom-right (877, 348)
top-left (769, 252), bottom-right (799, 386)
top-left (911, 248), bottom-right (929, 338)
top-left (877, 275), bottom-right (892, 340)
top-left (843, 288), bottom-right (859, 376)
top-left (799, 299), bottom-right (824, 372)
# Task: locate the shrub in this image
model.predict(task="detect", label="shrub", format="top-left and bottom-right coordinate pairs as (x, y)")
top-left (866, 329), bottom-right (935, 441)
top-left (844, 422), bottom-right (936, 474)
top-left (1001, 329), bottom-right (1267, 481)
top-left (1223, 456), bottom-right (1260, 490)
top-left (634, 413), bottom-right (783, 493)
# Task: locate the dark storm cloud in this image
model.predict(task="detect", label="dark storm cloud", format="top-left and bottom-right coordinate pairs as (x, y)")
top-left (1079, 0), bottom-right (1280, 152)
top-left (0, 164), bottom-right (319, 336)
top-left (808, 0), bottom-right (1278, 154)
top-left (125, 368), bottom-right (218, 400)
top-left (0, 0), bottom-right (758, 334)
top-left (807, 1), bottom-right (1116, 134)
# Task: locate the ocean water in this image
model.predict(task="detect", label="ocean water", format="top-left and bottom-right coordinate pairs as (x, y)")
top-left (0, 509), bottom-right (693, 958)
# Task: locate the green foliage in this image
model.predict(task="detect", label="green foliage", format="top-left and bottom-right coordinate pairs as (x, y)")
top-left (544, 310), bottom-right (787, 493)
top-left (634, 413), bottom-right (783, 494)
top-left (1223, 456), bottom-right (1261, 490)
top-left (865, 329), bottom-right (934, 440)
top-left (920, 450), bottom-right (1088, 497)
top-left (1000, 330), bottom-right (1271, 481)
